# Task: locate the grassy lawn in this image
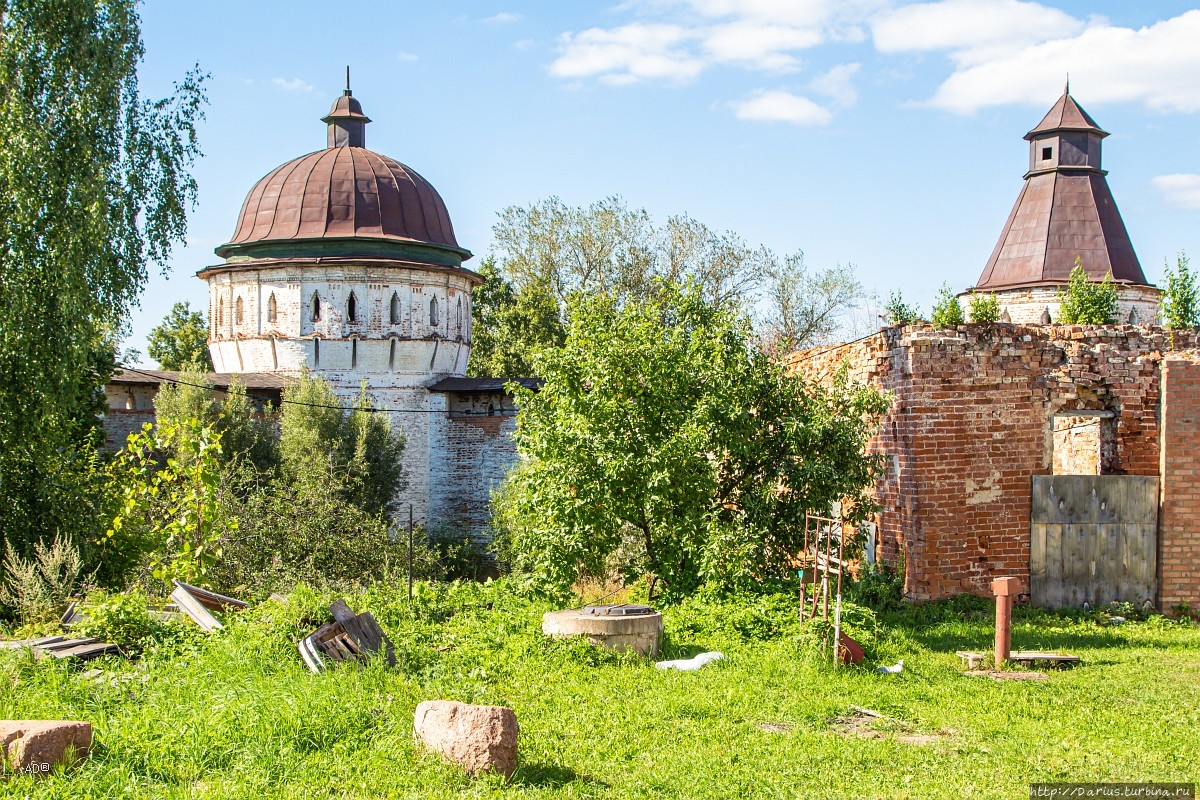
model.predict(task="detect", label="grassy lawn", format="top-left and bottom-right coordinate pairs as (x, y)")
top-left (2, 582), bottom-right (1198, 799)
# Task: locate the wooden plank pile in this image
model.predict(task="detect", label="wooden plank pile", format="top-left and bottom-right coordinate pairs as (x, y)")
top-left (169, 579), bottom-right (249, 632)
top-left (299, 599), bottom-right (396, 674)
top-left (0, 635), bottom-right (121, 661)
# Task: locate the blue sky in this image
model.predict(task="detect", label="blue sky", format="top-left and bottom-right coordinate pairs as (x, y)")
top-left (128, 0), bottom-right (1200, 362)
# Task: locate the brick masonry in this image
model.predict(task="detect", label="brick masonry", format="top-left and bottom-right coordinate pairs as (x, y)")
top-left (1159, 355), bottom-right (1200, 614)
top-left (785, 324), bottom-right (1200, 606)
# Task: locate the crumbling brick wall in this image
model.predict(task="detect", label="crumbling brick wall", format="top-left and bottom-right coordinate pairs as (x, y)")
top-left (1159, 356), bottom-right (1200, 615)
top-left (787, 324), bottom-right (1200, 602)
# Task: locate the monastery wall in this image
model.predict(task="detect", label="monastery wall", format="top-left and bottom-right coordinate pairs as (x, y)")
top-left (1159, 356), bottom-right (1200, 614)
top-left (787, 324), bottom-right (1200, 604)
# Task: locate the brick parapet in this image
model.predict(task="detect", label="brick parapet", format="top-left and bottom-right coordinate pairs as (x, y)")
top-left (787, 323), bottom-right (1200, 601)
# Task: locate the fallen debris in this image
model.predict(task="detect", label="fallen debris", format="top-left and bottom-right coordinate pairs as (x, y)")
top-left (757, 721), bottom-right (793, 733)
top-left (965, 670), bottom-right (1049, 681)
top-left (169, 580), bottom-right (249, 632)
top-left (0, 720), bottom-right (92, 776)
top-left (655, 652), bottom-right (723, 671)
top-left (413, 700), bottom-right (519, 778)
top-left (299, 600), bottom-right (396, 674)
top-left (173, 580), bottom-right (249, 612)
top-left (957, 650), bottom-right (1078, 670)
top-left (1, 636), bottom-right (121, 662)
top-left (876, 659), bottom-right (904, 674)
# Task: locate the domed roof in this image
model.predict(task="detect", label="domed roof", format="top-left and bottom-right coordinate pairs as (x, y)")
top-left (220, 147), bottom-right (461, 253)
top-left (214, 84), bottom-right (470, 267)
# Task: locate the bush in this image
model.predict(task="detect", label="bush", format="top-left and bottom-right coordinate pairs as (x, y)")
top-left (1161, 251), bottom-right (1198, 329)
top-left (74, 588), bottom-right (190, 654)
top-left (0, 533), bottom-right (87, 625)
top-left (930, 284), bottom-right (964, 327)
top-left (1058, 260), bottom-right (1118, 324)
top-left (967, 291), bottom-right (1001, 323)
top-left (884, 290), bottom-right (920, 325)
top-left (849, 560), bottom-right (905, 612)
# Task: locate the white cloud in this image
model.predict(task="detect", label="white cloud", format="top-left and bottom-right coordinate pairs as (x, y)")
top-left (701, 21), bottom-right (822, 72)
top-left (272, 77), bottom-right (314, 93)
top-left (396, 51), bottom-right (419, 62)
top-left (810, 62), bottom-right (860, 107)
top-left (1152, 174), bottom-right (1200, 210)
top-left (551, 24), bottom-right (704, 85)
top-left (872, 0), bottom-right (1084, 60)
top-left (730, 89), bottom-right (832, 125)
top-left (514, 38), bottom-right (535, 51)
top-left (484, 11), bottom-right (522, 24)
top-left (872, 4), bottom-right (1200, 114)
top-left (549, 0), bottom-right (878, 85)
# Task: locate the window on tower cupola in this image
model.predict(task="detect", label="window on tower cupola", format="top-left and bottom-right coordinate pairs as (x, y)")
top-left (267, 293), bottom-right (277, 324)
top-left (311, 292), bottom-right (321, 322)
top-left (430, 296), bottom-right (439, 327)
top-left (235, 296), bottom-right (244, 326)
top-left (347, 291), bottom-right (358, 323)
top-left (390, 291), bottom-right (401, 325)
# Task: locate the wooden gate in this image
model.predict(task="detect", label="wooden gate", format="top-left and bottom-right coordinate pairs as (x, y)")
top-left (1030, 475), bottom-right (1158, 608)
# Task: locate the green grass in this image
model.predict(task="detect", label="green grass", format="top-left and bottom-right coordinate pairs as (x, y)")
top-left (2, 582), bottom-right (1198, 799)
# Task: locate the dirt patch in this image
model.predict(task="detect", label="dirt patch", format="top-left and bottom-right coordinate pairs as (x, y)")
top-left (757, 721), bottom-right (793, 733)
top-left (829, 708), bottom-right (951, 745)
top-left (965, 670), bottom-right (1048, 681)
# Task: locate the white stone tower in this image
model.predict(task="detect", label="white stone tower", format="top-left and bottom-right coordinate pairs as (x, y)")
top-left (199, 81), bottom-right (481, 524)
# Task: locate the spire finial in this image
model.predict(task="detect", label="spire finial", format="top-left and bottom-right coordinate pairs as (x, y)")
top-left (1065, 72), bottom-right (1070, 96)
top-left (345, 65), bottom-right (351, 96)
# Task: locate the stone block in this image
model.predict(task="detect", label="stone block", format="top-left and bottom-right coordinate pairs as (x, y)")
top-left (0, 720), bottom-right (92, 777)
top-left (413, 701), bottom-right (518, 778)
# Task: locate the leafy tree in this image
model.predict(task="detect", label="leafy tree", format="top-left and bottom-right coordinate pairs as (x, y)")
top-left (278, 373), bottom-right (405, 517)
top-left (467, 257), bottom-right (564, 379)
top-left (104, 420), bottom-right (232, 586)
top-left (1058, 260), bottom-right (1118, 324)
top-left (147, 301), bottom-right (213, 370)
top-left (759, 254), bottom-right (863, 356)
top-left (930, 284), bottom-right (965, 327)
top-left (0, 3), bottom-right (205, 557)
top-left (1160, 252), bottom-right (1199, 329)
top-left (474, 196), bottom-right (861, 374)
top-left (493, 283), bottom-right (889, 601)
top-left (883, 290), bottom-right (920, 325)
top-left (967, 291), bottom-right (1002, 324)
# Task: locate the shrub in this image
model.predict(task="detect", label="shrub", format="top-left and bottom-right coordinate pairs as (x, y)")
top-left (967, 291), bottom-right (1001, 323)
top-left (1161, 251), bottom-right (1198, 329)
top-left (884, 290), bottom-right (920, 325)
top-left (0, 533), bottom-right (87, 625)
top-left (930, 284), bottom-right (965, 327)
top-left (74, 588), bottom-right (188, 654)
top-left (1058, 259), bottom-right (1118, 324)
top-left (849, 560), bottom-right (905, 612)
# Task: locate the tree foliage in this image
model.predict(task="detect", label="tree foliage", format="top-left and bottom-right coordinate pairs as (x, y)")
top-left (1058, 260), bottom-right (1118, 324)
top-left (0, 2), bottom-right (205, 556)
top-left (930, 283), bottom-right (965, 327)
top-left (473, 196), bottom-right (862, 375)
top-left (147, 301), bottom-right (213, 370)
top-left (492, 283), bottom-right (889, 601)
top-left (1160, 251), bottom-right (1199, 330)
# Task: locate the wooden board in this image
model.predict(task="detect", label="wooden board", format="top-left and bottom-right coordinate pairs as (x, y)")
top-left (172, 580), bottom-right (248, 611)
top-left (0, 635), bottom-right (66, 650)
top-left (39, 642), bottom-right (121, 661)
top-left (1030, 476), bottom-right (1157, 609)
top-left (170, 585), bottom-right (223, 632)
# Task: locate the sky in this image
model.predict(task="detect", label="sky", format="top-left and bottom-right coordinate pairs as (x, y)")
top-left (127, 0), bottom-right (1200, 363)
